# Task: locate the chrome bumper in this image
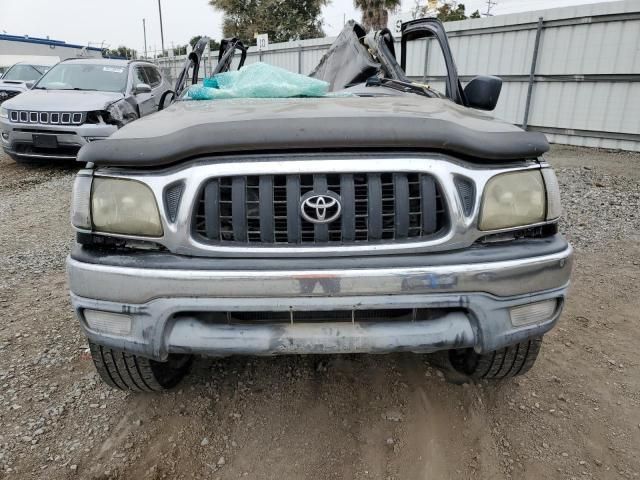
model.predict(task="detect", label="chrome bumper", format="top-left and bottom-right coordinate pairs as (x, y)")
top-left (67, 241), bottom-right (573, 360)
top-left (0, 118), bottom-right (117, 160)
top-left (67, 246), bottom-right (572, 303)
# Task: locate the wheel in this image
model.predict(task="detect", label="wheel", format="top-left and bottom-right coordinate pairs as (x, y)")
top-left (447, 337), bottom-right (543, 380)
top-left (89, 341), bottom-right (192, 392)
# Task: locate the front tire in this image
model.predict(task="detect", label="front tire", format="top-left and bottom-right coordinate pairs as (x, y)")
top-left (447, 337), bottom-right (542, 380)
top-left (89, 342), bottom-right (192, 392)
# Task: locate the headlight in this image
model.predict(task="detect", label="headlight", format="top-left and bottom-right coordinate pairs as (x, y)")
top-left (0, 106), bottom-right (8, 118)
top-left (91, 178), bottom-right (163, 236)
top-left (541, 168), bottom-right (562, 220)
top-left (71, 173), bottom-right (93, 229)
top-left (479, 170), bottom-right (546, 230)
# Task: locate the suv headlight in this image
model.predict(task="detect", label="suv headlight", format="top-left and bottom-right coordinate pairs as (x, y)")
top-left (91, 178), bottom-right (163, 236)
top-left (479, 170), bottom-right (546, 231)
top-left (0, 106), bottom-right (8, 118)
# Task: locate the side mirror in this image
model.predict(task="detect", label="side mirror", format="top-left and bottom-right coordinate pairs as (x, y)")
top-left (25, 81), bottom-right (36, 89)
top-left (463, 75), bottom-right (502, 111)
top-left (133, 83), bottom-right (152, 94)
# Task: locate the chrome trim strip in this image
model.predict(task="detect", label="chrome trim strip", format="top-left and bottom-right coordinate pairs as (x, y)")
top-left (86, 154), bottom-right (547, 257)
top-left (7, 150), bottom-right (78, 160)
top-left (66, 245), bottom-right (573, 304)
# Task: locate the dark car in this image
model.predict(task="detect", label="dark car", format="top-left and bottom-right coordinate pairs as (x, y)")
top-left (66, 20), bottom-right (572, 392)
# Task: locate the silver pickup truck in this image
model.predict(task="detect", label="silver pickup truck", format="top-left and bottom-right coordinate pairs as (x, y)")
top-left (67, 20), bottom-right (573, 392)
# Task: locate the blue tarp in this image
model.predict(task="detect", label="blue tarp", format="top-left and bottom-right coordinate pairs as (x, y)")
top-left (186, 62), bottom-right (330, 100)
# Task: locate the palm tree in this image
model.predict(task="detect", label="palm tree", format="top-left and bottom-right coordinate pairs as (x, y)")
top-left (353, 0), bottom-right (402, 31)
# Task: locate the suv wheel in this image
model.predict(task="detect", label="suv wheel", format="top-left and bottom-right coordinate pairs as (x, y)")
top-left (447, 337), bottom-right (542, 380)
top-left (89, 341), bottom-right (192, 392)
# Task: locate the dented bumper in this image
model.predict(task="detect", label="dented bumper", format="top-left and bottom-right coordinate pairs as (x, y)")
top-left (67, 237), bottom-right (573, 361)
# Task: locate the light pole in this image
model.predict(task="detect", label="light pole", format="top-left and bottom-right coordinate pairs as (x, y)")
top-left (143, 18), bottom-right (148, 59)
top-left (157, 0), bottom-right (165, 56)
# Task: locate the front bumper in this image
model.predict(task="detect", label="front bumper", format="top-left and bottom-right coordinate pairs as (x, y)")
top-left (0, 117), bottom-right (117, 160)
top-left (67, 237), bottom-right (573, 360)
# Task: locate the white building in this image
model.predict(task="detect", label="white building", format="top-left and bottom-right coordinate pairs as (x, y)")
top-left (0, 34), bottom-right (103, 73)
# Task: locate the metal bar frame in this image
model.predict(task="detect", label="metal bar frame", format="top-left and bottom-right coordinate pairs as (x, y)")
top-left (523, 17), bottom-right (544, 130)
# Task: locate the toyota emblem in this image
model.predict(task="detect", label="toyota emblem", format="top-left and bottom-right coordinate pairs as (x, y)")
top-left (300, 191), bottom-right (342, 224)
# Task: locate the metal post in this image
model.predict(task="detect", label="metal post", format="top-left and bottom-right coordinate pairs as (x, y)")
top-left (421, 38), bottom-right (430, 83)
top-left (298, 45), bottom-right (303, 74)
top-left (523, 17), bottom-right (544, 130)
top-left (158, 0), bottom-right (165, 56)
top-left (143, 19), bottom-right (148, 59)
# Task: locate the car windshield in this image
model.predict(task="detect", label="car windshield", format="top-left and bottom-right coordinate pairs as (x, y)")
top-left (35, 63), bottom-right (128, 92)
top-left (2, 64), bottom-right (50, 81)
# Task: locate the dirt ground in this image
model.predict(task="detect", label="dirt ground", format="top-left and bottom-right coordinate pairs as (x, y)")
top-left (0, 145), bottom-right (639, 480)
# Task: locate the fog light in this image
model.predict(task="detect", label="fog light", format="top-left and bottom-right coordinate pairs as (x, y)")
top-left (510, 299), bottom-right (557, 326)
top-left (84, 310), bottom-right (132, 335)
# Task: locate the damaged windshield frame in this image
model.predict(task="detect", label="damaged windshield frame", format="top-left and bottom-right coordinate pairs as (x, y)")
top-left (170, 18), bottom-right (467, 103)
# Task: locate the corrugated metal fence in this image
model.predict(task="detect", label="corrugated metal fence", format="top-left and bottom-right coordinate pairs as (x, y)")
top-left (158, 0), bottom-right (640, 152)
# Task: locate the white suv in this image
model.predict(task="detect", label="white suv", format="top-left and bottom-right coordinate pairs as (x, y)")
top-left (0, 58), bottom-right (171, 163)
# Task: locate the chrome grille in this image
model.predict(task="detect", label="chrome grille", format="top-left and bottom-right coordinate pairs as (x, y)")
top-left (9, 110), bottom-right (85, 125)
top-left (194, 173), bottom-right (446, 245)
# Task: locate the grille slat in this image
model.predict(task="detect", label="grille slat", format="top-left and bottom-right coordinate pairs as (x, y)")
top-left (340, 174), bottom-right (355, 242)
top-left (394, 173), bottom-right (409, 239)
top-left (313, 174), bottom-right (329, 242)
top-left (204, 180), bottom-right (220, 239)
top-left (259, 176), bottom-right (274, 243)
top-left (421, 175), bottom-right (438, 235)
top-left (367, 174), bottom-right (383, 241)
top-left (232, 177), bottom-right (247, 242)
top-left (195, 172), bottom-right (446, 246)
top-left (286, 175), bottom-right (301, 243)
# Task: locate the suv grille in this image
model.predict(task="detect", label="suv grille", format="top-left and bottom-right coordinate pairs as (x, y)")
top-left (9, 110), bottom-right (85, 125)
top-left (194, 173), bottom-right (446, 245)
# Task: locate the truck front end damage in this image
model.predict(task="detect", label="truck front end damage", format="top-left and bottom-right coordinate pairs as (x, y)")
top-left (66, 19), bottom-right (573, 391)
top-left (67, 149), bottom-right (572, 370)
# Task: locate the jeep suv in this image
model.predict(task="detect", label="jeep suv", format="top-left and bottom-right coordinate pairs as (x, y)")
top-left (66, 20), bottom-right (573, 391)
top-left (0, 58), bottom-right (170, 163)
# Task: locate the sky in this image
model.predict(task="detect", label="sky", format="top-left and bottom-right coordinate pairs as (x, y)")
top-left (0, 0), bottom-right (622, 55)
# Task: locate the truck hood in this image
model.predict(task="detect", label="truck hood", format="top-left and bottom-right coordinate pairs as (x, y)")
top-left (2, 89), bottom-right (124, 112)
top-left (79, 96), bottom-right (549, 166)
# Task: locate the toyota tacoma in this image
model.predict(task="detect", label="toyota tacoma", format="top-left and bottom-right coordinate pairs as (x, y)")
top-left (67, 20), bottom-right (573, 391)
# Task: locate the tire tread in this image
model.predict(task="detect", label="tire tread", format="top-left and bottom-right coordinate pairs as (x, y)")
top-left (89, 341), bottom-right (190, 392)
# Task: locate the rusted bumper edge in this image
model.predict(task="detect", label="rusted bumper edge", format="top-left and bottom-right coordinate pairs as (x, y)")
top-left (67, 243), bottom-right (573, 361)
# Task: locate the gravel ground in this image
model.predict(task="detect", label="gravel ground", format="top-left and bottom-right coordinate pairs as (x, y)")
top-left (0, 145), bottom-right (639, 480)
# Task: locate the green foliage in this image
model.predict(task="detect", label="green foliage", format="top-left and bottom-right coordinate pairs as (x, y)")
top-left (189, 35), bottom-right (204, 48)
top-left (173, 45), bottom-right (189, 56)
top-left (209, 0), bottom-right (329, 44)
top-left (436, 2), bottom-right (467, 21)
top-left (412, 1), bottom-right (481, 22)
top-left (189, 36), bottom-right (221, 52)
top-left (105, 46), bottom-right (137, 59)
top-left (353, 0), bottom-right (402, 31)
